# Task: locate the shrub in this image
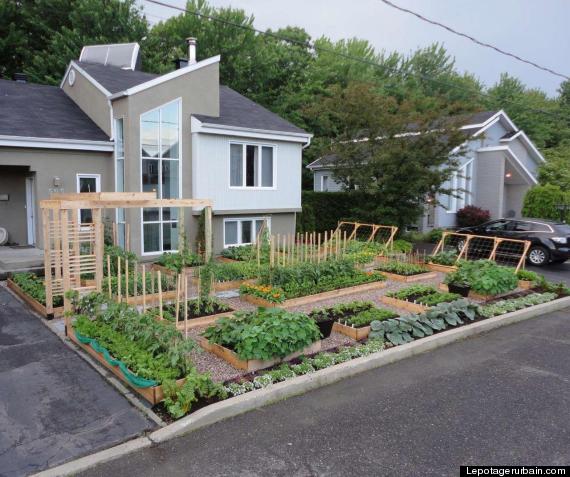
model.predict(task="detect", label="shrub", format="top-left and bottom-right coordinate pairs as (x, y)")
top-left (202, 308), bottom-right (321, 361)
top-left (516, 269), bottom-right (540, 283)
top-left (445, 260), bottom-right (518, 296)
top-left (428, 228), bottom-right (444, 243)
top-left (522, 184), bottom-right (570, 222)
top-left (456, 205), bottom-right (491, 227)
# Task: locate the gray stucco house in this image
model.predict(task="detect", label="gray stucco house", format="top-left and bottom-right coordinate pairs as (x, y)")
top-left (0, 41), bottom-right (312, 255)
top-left (306, 110), bottom-right (545, 231)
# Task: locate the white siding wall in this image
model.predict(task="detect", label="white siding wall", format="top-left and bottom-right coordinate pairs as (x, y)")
top-left (192, 133), bottom-right (302, 211)
top-left (313, 169), bottom-right (344, 192)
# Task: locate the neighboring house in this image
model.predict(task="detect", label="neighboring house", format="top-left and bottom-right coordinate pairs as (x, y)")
top-left (0, 41), bottom-right (312, 255)
top-left (306, 110), bottom-right (545, 230)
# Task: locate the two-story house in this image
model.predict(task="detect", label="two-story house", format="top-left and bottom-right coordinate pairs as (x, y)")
top-left (307, 110), bottom-right (545, 231)
top-left (0, 41), bottom-right (312, 255)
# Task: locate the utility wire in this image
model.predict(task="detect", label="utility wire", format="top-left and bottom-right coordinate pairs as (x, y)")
top-left (143, 0), bottom-right (564, 120)
top-left (378, 0), bottom-right (569, 81)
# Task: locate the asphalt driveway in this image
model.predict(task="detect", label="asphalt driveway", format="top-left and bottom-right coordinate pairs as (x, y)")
top-left (81, 307), bottom-right (570, 477)
top-left (0, 285), bottom-right (154, 477)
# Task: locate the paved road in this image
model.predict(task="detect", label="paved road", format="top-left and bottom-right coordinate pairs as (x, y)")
top-left (0, 286), bottom-right (154, 477)
top-left (81, 308), bottom-right (570, 477)
top-left (529, 261), bottom-right (570, 285)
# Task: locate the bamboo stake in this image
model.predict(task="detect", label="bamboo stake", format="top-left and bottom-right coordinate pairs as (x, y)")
top-left (112, 222), bottom-right (117, 247)
top-left (343, 231), bottom-right (347, 255)
top-left (276, 233), bottom-right (280, 267)
top-left (175, 273), bottom-right (181, 324)
top-left (106, 255), bottom-right (112, 299)
top-left (125, 259), bottom-right (129, 304)
top-left (117, 256), bottom-right (121, 302)
top-left (184, 274), bottom-right (188, 339)
top-left (133, 262), bottom-right (138, 302)
top-left (142, 264), bottom-right (146, 312)
top-left (317, 233), bottom-right (321, 263)
top-left (126, 223), bottom-right (130, 251)
top-left (270, 234), bottom-right (275, 267)
top-left (157, 270), bottom-right (163, 320)
top-left (324, 231), bottom-right (328, 261)
top-left (151, 270), bottom-right (155, 296)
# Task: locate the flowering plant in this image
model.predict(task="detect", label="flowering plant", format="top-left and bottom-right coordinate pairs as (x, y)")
top-left (240, 283), bottom-right (286, 304)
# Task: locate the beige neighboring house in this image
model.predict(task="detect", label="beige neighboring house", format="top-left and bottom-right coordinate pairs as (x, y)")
top-left (0, 41), bottom-right (312, 256)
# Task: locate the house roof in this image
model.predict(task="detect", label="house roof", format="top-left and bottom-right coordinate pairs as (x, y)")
top-left (306, 154), bottom-right (339, 169)
top-left (75, 61), bottom-right (158, 94)
top-left (194, 86), bottom-right (308, 135)
top-left (74, 61), bottom-right (308, 135)
top-left (464, 110), bottom-right (499, 126)
top-left (0, 79), bottom-right (110, 142)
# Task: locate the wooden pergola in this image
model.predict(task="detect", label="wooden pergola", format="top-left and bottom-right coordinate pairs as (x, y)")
top-left (39, 192), bottom-right (213, 314)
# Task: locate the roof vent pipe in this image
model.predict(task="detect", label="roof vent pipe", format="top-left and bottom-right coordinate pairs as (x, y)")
top-left (187, 37), bottom-right (197, 64)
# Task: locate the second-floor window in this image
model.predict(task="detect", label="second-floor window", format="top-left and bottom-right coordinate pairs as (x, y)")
top-left (140, 99), bottom-right (181, 254)
top-left (230, 143), bottom-right (274, 188)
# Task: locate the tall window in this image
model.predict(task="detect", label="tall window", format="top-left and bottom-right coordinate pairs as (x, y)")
top-left (115, 118), bottom-right (126, 248)
top-left (141, 100), bottom-right (180, 254)
top-left (230, 143), bottom-right (274, 188)
top-left (445, 160), bottom-right (473, 213)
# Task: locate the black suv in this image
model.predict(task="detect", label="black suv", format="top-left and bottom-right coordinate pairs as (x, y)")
top-left (457, 218), bottom-right (570, 267)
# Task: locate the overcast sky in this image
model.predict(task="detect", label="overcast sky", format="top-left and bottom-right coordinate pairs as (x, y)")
top-left (142, 0), bottom-right (569, 97)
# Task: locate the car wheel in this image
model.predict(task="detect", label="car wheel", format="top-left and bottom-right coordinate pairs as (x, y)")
top-left (527, 246), bottom-right (550, 267)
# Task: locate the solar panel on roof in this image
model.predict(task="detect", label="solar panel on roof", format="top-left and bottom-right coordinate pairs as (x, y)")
top-left (80, 43), bottom-right (140, 70)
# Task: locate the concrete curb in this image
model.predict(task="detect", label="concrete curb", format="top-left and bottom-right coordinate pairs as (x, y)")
top-left (31, 296), bottom-right (570, 476)
top-left (32, 437), bottom-right (152, 477)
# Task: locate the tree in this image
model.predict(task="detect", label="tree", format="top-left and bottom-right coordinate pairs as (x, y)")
top-left (522, 184), bottom-right (570, 222)
top-left (25, 0), bottom-right (148, 85)
top-left (539, 140), bottom-right (570, 190)
top-left (306, 82), bottom-right (467, 227)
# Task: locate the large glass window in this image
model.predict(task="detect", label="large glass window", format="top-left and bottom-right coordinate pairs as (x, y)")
top-left (229, 143), bottom-right (274, 188)
top-left (224, 218), bottom-right (270, 247)
top-left (141, 101), bottom-right (180, 254)
top-left (445, 160), bottom-right (473, 213)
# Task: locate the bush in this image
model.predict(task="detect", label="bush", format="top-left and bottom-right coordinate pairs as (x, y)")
top-left (456, 205), bottom-right (491, 227)
top-left (202, 308), bottom-right (321, 361)
top-left (522, 184), bottom-right (570, 222)
top-left (444, 260), bottom-right (518, 296)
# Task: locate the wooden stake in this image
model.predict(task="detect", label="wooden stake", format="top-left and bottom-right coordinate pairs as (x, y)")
top-left (317, 233), bottom-right (321, 263)
top-left (112, 222), bottom-right (117, 247)
top-left (175, 273), bottom-right (181, 324)
top-left (343, 231), bottom-right (347, 255)
top-left (157, 270), bottom-right (163, 320)
top-left (324, 231), bottom-right (328, 261)
top-left (133, 262), bottom-right (138, 301)
top-left (184, 274), bottom-right (188, 339)
top-left (142, 264), bottom-right (146, 312)
top-left (125, 259), bottom-right (129, 304)
top-left (117, 256), bottom-right (121, 302)
top-left (151, 270), bottom-right (155, 296)
top-left (106, 254), bottom-right (112, 299)
top-left (126, 223), bottom-right (130, 252)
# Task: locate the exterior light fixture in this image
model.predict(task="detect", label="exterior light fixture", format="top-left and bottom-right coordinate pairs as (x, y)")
top-left (505, 172), bottom-right (512, 179)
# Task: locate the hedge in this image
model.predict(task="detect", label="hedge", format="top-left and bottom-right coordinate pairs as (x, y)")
top-left (522, 184), bottom-right (570, 222)
top-left (297, 191), bottom-right (402, 233)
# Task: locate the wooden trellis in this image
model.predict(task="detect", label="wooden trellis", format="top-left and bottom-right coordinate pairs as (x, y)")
top-left (39, 192), bottom-right (213, 319)
top-left (334, 221), bottom-right (398, 248)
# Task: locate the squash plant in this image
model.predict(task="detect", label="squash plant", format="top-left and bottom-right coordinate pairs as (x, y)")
top-left (445, 260), bottom-right (518, 296)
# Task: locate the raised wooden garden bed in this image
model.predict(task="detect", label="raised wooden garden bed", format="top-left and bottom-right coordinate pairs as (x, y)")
top-left (380, 271), bottom-right (437, 283)
top-left (241, 280), bottom-right (387, 308)
top-left (171, 310), bottom-right (236, 330)
top-left (426, 263), bottom-right (457, 274)
top-left (332, 321), bottom-right (370, 340)
top-left (216, 256), bottom-right (240, 264)
top-left (114, 289), bottom-right (179, 306)
top-left (68, 324), bottom-right (184, 405)
top-left (152, 263), bottom-right (199, 278)
top-left (380, 295), bottom-right (428, 313)
top-left (198, 337), bottom-right (322, 372)
top-left (7, 278), bottom-right (64, 319)
top-left (438, 283), bottom-right (509, 302)
top-left (518, 280), bottom-right (534, 290)
top-left (192, 277), bottom-right (256, 292)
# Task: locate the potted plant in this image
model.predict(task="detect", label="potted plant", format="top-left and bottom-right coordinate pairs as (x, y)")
top-left (308, 309), bottom-right (336, 338)
top-left (444, 267), bottom-right (471, 297)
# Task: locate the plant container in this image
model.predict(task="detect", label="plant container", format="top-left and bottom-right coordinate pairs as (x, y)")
top-left (332, 321), bottom-right (370, 340)
top-left (447, 283), bottom-right (471, 297)
top-left (314, 318), bottom-right (335, 338)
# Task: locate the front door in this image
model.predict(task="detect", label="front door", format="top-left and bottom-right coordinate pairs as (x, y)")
top-left (76, 174), bottom-right (100, 224)
top-left (25, 176), bottom-right (35, 245)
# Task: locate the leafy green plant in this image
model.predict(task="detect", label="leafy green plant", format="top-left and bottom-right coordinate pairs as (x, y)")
top-left (308, 301), bottom-right (376, 322)
top-left (209, 261), bottom-right (262, 282)
top-left (444, 260), bottom-right (518, 296)
top-left (516, 269), bottom-right (540, 283)
top-left (202, 308), bottom-right (321, 361)
top-left (344, 240), bottom-right (387, 264)
top-left (392, 239), bottom-right (413, 253)
top-left (157, 250), bottom-right (202, 273)
top-left (375, 260), bottom-right (429, 276)
top-left (221, 245), bottom-right (255, 261)
top-left (103, 272), bottom-right (173, 297)
top-left (479, 292), bottom-right (558, 318)
top-left (11, 272), bottom-right (63, 307)
top-left (104, 245), bottom-right (137, 276)
top-left (429, 251), bottom-right (458, 266)
top-left (154, 297), bottom-right (232, 321)
top-left (162, 370), bottom-right (227, 419)
top-left (387, 284), bottom-right (438, 300)
top-left (369, 299), bottom-right (480, 345)
top-left (343, 308), bottom-right (398, 327)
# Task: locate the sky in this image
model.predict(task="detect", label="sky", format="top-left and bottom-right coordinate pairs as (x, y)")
top-left (141, 0), bottom-right (569, 97)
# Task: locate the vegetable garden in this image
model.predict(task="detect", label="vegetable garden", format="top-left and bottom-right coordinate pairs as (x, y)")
top-left (6, 203), bottom-right (570, 421)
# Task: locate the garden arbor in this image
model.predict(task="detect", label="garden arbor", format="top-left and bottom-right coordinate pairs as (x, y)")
top-left (39, 192), bottom-right (213, 314)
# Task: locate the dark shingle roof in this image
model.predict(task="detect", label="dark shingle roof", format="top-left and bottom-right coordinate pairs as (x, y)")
top-left (75, 61), bottom-right (158, 94)
top-left (194, 86), bottom-right (308, 135)
top-left (465, 110), bottom-right (498, 125)
top-left (0, 79), bottom-right (110, 141)
top-left (76, 62), bottom-right (308, 135)
top-left (307, 154), bottom-right (339, 169)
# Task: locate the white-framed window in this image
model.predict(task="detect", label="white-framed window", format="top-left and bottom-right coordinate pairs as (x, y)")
top-left (140, 99), bottom-right (181, 254)
top-left (229, 142), bottom-right (275, 189)
top-left (223, 217), bottom-right (271, 248)
top-left (114, 118), bottom-right (126, 248)
top-left (76, 174), bottom-right (100, 224)
top-left (445, 159), bottom-right (473, 213)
